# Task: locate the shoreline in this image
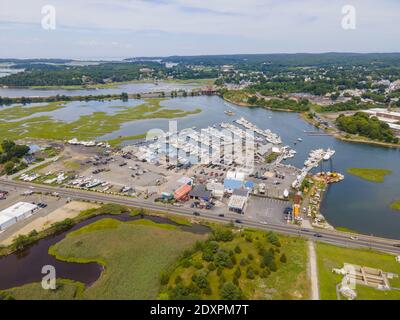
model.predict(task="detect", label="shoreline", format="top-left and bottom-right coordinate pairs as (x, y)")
top-left (222, 95), bottom-right (298, 113)
top-left (1, 78), bottom-right (215, 91)
top-left (299, 112), bottom-right (400, 149)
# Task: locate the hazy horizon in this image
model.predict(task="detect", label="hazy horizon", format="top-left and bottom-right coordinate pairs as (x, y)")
top-left (1, 0), bottom-right (399, 59)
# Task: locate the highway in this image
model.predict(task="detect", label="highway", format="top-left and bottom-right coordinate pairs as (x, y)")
top-left (1, 178), bottom-right (400, 255)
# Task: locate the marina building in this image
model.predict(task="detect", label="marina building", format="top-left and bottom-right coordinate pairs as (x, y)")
top-left (189, 185), bottom-right (212, 202)
top-left (228, 189), bottom-right (250, 214)
top-left (0, 202), bottom-right (39, 231)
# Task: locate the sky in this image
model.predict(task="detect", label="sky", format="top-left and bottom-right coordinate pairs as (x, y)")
top-left (0, 0), bottom-right (399, 59)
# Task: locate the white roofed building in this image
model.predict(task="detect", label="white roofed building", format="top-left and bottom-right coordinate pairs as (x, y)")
top-left (0, 202), bottom-right (39, 231)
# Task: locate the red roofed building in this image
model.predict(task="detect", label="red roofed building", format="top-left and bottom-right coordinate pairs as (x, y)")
top-left (174, 184), bottom-right (192, 201)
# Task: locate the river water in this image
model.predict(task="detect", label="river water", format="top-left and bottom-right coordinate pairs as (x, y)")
top-left (0, 213), bottom-right (209, 290)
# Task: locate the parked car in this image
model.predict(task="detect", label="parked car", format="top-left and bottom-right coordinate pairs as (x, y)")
top-left (284, 207), bottom-right (292, 215)
top-left (218, 214), bottom-right (225, 217)
top-left (193, 211), bottom-right (200, 216)
top-left (235, 219), bottom-right (242, 224)
top-left (313, 233), bottom-right (322, 238)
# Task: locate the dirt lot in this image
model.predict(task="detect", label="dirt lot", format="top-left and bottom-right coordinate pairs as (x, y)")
top-left (35, 144), bottom-right (104, 175)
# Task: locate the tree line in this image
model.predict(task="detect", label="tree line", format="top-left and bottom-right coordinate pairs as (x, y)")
top-left (336, 112), bottom-right (399, 144)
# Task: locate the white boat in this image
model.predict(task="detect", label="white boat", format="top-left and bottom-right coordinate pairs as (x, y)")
top-left (224, 110), bottom-right (235, 116)
top-left (323, 148), bottom-right (336, 161)
top-left (297, 138), bottom-right (303, 142)
top-left (283, 189), bottom-right (289, 198)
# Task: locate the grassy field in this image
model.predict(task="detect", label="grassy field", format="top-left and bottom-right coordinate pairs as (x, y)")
top-left (390, 199), bottom-right (400, 211)
top-left (335, 226), bottom-right (358, 234)
top-left (46, 217), bottom-right (205, 299)
top-left (107, 134), bottom-right (147, 147)
top-left (0, 98), bottom-right (201, 142)
top-left (161, 228), bottom-right (309, 300)
top-left (316, 242), bottom-right (400, 300)
top-left (0, 102), bottom-right (65, 120)
top-left (2, 279), bottom-right (84, 300)
top-left (347, 168), bottom-right (392, 183)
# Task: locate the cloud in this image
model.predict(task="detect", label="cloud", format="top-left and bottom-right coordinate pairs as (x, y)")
top-left (0, 0), bottom-right (399, 58)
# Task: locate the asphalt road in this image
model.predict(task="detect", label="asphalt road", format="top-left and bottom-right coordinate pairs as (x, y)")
top-left (2, 178), bottom-right (400, 255)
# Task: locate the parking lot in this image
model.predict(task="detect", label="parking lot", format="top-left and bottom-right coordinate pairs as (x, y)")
top-left (0, 187), bottom-right (68, 243)
top-left (246, 196), bottom-right (291, 225)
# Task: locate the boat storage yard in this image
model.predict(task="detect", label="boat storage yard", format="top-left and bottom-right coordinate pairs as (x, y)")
top-left (10, 117), bottom-right (340, 228)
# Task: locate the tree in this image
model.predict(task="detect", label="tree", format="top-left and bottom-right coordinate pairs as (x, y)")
top-left (3, 161), bottom-right (15, 175)
top-left (214, 250), bottom-right (233, 268)
top-left (267, 232), bottom-right (281, 247)
top-left (262, 251), bottom-right (277, 272)
top-left (1, 140), bottom-right (16, 153)
top-left (280, 253), bottom-right (287, 263)
top-left (211, 228), bottom-right (234, 242)
top-left (202, 249), bottom-right (214, 262)
top-left (192, 274), bottom-right (209, 289)
top-left (220, 282), bottom-right (242, 300)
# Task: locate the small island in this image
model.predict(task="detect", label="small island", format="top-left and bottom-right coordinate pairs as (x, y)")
top-left (347, 168), bottom-right (392, 183)
top-left (390, 199), bottom-right (400, 211)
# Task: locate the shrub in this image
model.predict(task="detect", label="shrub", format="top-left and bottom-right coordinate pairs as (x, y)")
top-left (182, 259), bottom-right (192, 268)
top-left (12, 234), bottom-right (34, 251)
top-left (266, 232), bottom-right (281, 247)
top-left (210, 228), bottom-right (234, 242)
top-left (234, 245), bottom-right (242, 254)
top-left (214, 250), bottom-right (233, 268)
top-left (240, 258), bottom-right (249, 266)
top-left (28, 229), bottom-right (38, 237)
top-left (52, 218), bottom-right (74, 233)
top-left (192, 274), bottom-right (209, 289)
top-left (280, 253), bottom-right (287, 263)
top-left (207, 262), bottom-right (216, 271)
top-left (262, 251), bottom-right (277, 272)
top-left (234, 267), bottom-right (241, 279)
top-left (175, 275), bottom-right (183, 285)
top-left (246, 266), bottom-right (255, 279)
top-left (160, 272), bottom-right (170, 285)
top-left (220, 282), bottom-right (242, 300)
top-left (260, 270), bottom-right (270, 278)
top-left (203, 287), bottom-right (212, 296)
top-left (202, 250), bottom-right (214, 262)
top-left (0, 292), bottom-right (15, 300)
